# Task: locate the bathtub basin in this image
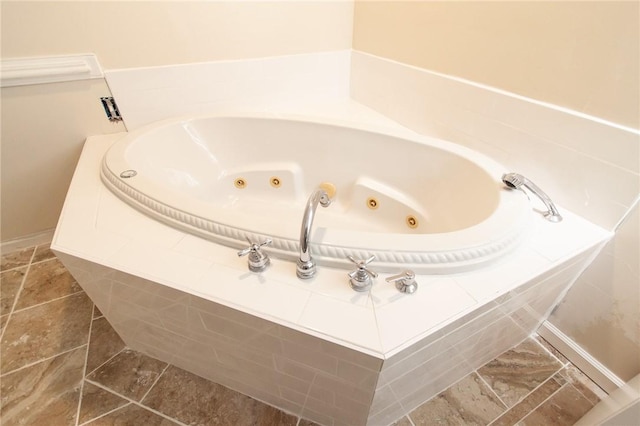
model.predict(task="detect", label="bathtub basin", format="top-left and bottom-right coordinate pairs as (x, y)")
top-left (101, 113), bottom-right (532, 273)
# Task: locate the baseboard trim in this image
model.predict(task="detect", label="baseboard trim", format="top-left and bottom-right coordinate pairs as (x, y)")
top-left (538, 321), bottom-right (626, 394)
top-left (1, 229), bottom-right (55, 253)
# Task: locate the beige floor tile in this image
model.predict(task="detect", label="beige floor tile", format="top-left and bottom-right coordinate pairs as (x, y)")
top-left (93, 305), bottom-right (104, 319)
top-left (32, 243), bottom-right (57, 263)
top-left (84, 403), bottom-right (179, 425)
top-left (1, 247), bottom-right (34, 271)
top-left (142, 365), bottom-right (298, 426)
top-left (0, 314), bottom-right (8, 334)
top-left (534, 334), bottom-right (570, 365)
top-left (559, 364), bottom-right (607, 405)
top-left (519, 383), bottom-right (595, 426)
top-left (14, 258), bottom-right (83, 310)
top-left (78, 382), bottom-right (129, 424)
top-left (86, 317), bottom-right (126, 374)
top-left (1, 292), bottom-right (93, 374)
top-left (0, 346), bottom-right (85, 426)
top-left (490, 374), bottom-right (564, 426)
top-left (409, 372), bottom-right (507, 426)
top-left (86, 348), bottom-right (167, 401)
top-left (477, 339), bottom-right (563, 408)
top-left (0, 267), bottom-right (26, 315)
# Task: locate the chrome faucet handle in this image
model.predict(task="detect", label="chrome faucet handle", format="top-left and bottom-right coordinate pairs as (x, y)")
top-left (238, 237), bottom-right (272, 272)
top-left (347, 255), bottom-right (378, 292)
top-left (386, 270), bottom-right (418, 294)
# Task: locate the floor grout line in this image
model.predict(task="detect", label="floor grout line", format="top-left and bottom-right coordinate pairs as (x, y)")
top-left (130, 400), bottom-right (190, 426)
top-left (139, 362), bottom-right (171, 403)
top-left (476, 368), bottom-right (510, 411)
top-left (520, 381), bottom-right (570, 424)
top-left (84, 346), bottom-right (127, 379)
top-left (486, 372), bottom-right (560, 426)
top-left (75, 304), bottom-right (97, 426)
top-left (80, 379), bottom-right (190, 426)
top-left (78, 402), bottom-right (134, 426)
top-left (0, 342), bottom-right (88, 378)
top-left (11, 289), bottom-right (87, 315)
top-left (0, 250), bottom-right (35, 342)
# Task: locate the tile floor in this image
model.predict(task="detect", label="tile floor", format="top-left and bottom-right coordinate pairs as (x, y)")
top-left (1, 243), bottom-right (607, 426)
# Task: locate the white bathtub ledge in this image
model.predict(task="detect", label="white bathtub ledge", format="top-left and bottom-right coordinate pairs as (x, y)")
top-left (53, 96), bottom-right (610, 353)
top-left (52, 123), bottom-right (611, 359)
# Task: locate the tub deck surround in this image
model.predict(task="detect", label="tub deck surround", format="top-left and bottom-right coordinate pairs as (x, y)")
top-left (52, 105), bottom-right (611, 425)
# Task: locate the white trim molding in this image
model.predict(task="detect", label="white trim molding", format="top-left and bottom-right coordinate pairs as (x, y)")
top-left (538, 320), bottom-right (626, 394)
top-left (1, 54), bottom-right (103, 87)
top-left (0, 229), bottom-right (55, 254)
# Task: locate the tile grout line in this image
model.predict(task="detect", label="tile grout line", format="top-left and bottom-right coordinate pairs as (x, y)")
top-left (405, 415), bottom-right (417, 426)
top-left (84, 346), bottom-right (127, 379)
top-left (75, 307), bottom-right (98, 426)
top-left (475, 366), bottom-right (511, 411)
top-left (0, 247), bottom-right (36, 342)
top-left (139, 362), bottom-right (171, 404)
top-left (532, 333), bottom-right (569, 366)
top-left (518, 382), bottom-right (571, 425)
top-left (78, 402), bottom-right (135, 426)
top-left (132, 400), bottom-right (190, 426)
top-left (486, 372), bottom-right (560, 426)
top-left (298, 371), bottom-right (318, 425)
top-left (0, 343), bottom-right (88, 378)
top-left (81, 379), bottom-right (190, 426)
top-left (11, 288), bottom-right (87, 315)
top-left (562, 375), bottom-right (602, 411)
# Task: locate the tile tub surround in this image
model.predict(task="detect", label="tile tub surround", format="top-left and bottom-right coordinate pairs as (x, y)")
top-left (105, 50), bottom-right (352, 131)
top-left (0, 244), bottom-right (606, 426)
top-left (51, 105), bottom-right (611, 424)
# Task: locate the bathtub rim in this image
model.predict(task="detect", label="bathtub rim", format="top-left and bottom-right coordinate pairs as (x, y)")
top-left (101, 112), bottom-right (534, 273)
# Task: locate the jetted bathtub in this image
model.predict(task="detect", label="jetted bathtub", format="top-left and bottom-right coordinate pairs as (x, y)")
top-left (100, 114), bottom-right (532, 273)
top-left (55, 108), bottom-right (609, 426)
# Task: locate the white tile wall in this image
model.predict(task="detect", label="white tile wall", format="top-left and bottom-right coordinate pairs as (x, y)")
top-left (350, 51), bottom-right (640, 231)
top-left (106, 50), bottom-right (352, 130)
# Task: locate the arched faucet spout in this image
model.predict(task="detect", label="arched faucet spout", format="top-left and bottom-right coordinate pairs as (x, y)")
top-left (296, 187), bottom-right (332, 279)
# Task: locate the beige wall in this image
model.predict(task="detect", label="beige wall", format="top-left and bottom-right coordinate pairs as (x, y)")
top-left (1, 1), bottom-right (353, 69)
top-left (0, 1), bottom-right (354, 242)
top-left (353, 1), bottom-right (639, 129)
top-left (1, 80), bottom-right (125, 242)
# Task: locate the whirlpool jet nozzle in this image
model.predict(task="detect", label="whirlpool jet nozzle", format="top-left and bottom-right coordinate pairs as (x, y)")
top-left (502, 173), bottom-right (562, 223)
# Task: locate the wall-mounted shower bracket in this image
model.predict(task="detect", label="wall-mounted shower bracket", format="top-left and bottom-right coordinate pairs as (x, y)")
top-left (100, 97), bottom-right (122, 122)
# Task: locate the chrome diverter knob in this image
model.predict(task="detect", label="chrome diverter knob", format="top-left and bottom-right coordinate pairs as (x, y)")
top-left (238, 237), bottom-right (272, 272)
top-left (347, 255), bottom-right (378, 292)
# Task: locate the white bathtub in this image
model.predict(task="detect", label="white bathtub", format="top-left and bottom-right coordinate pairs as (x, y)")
top-left (54, 104), bottom-right (610, 426)
top-left (100, 114), bottom-right (532, 273)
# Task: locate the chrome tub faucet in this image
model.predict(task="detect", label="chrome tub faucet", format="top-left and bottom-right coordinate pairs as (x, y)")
top-left (296, 184), bottom-right (335, 279)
